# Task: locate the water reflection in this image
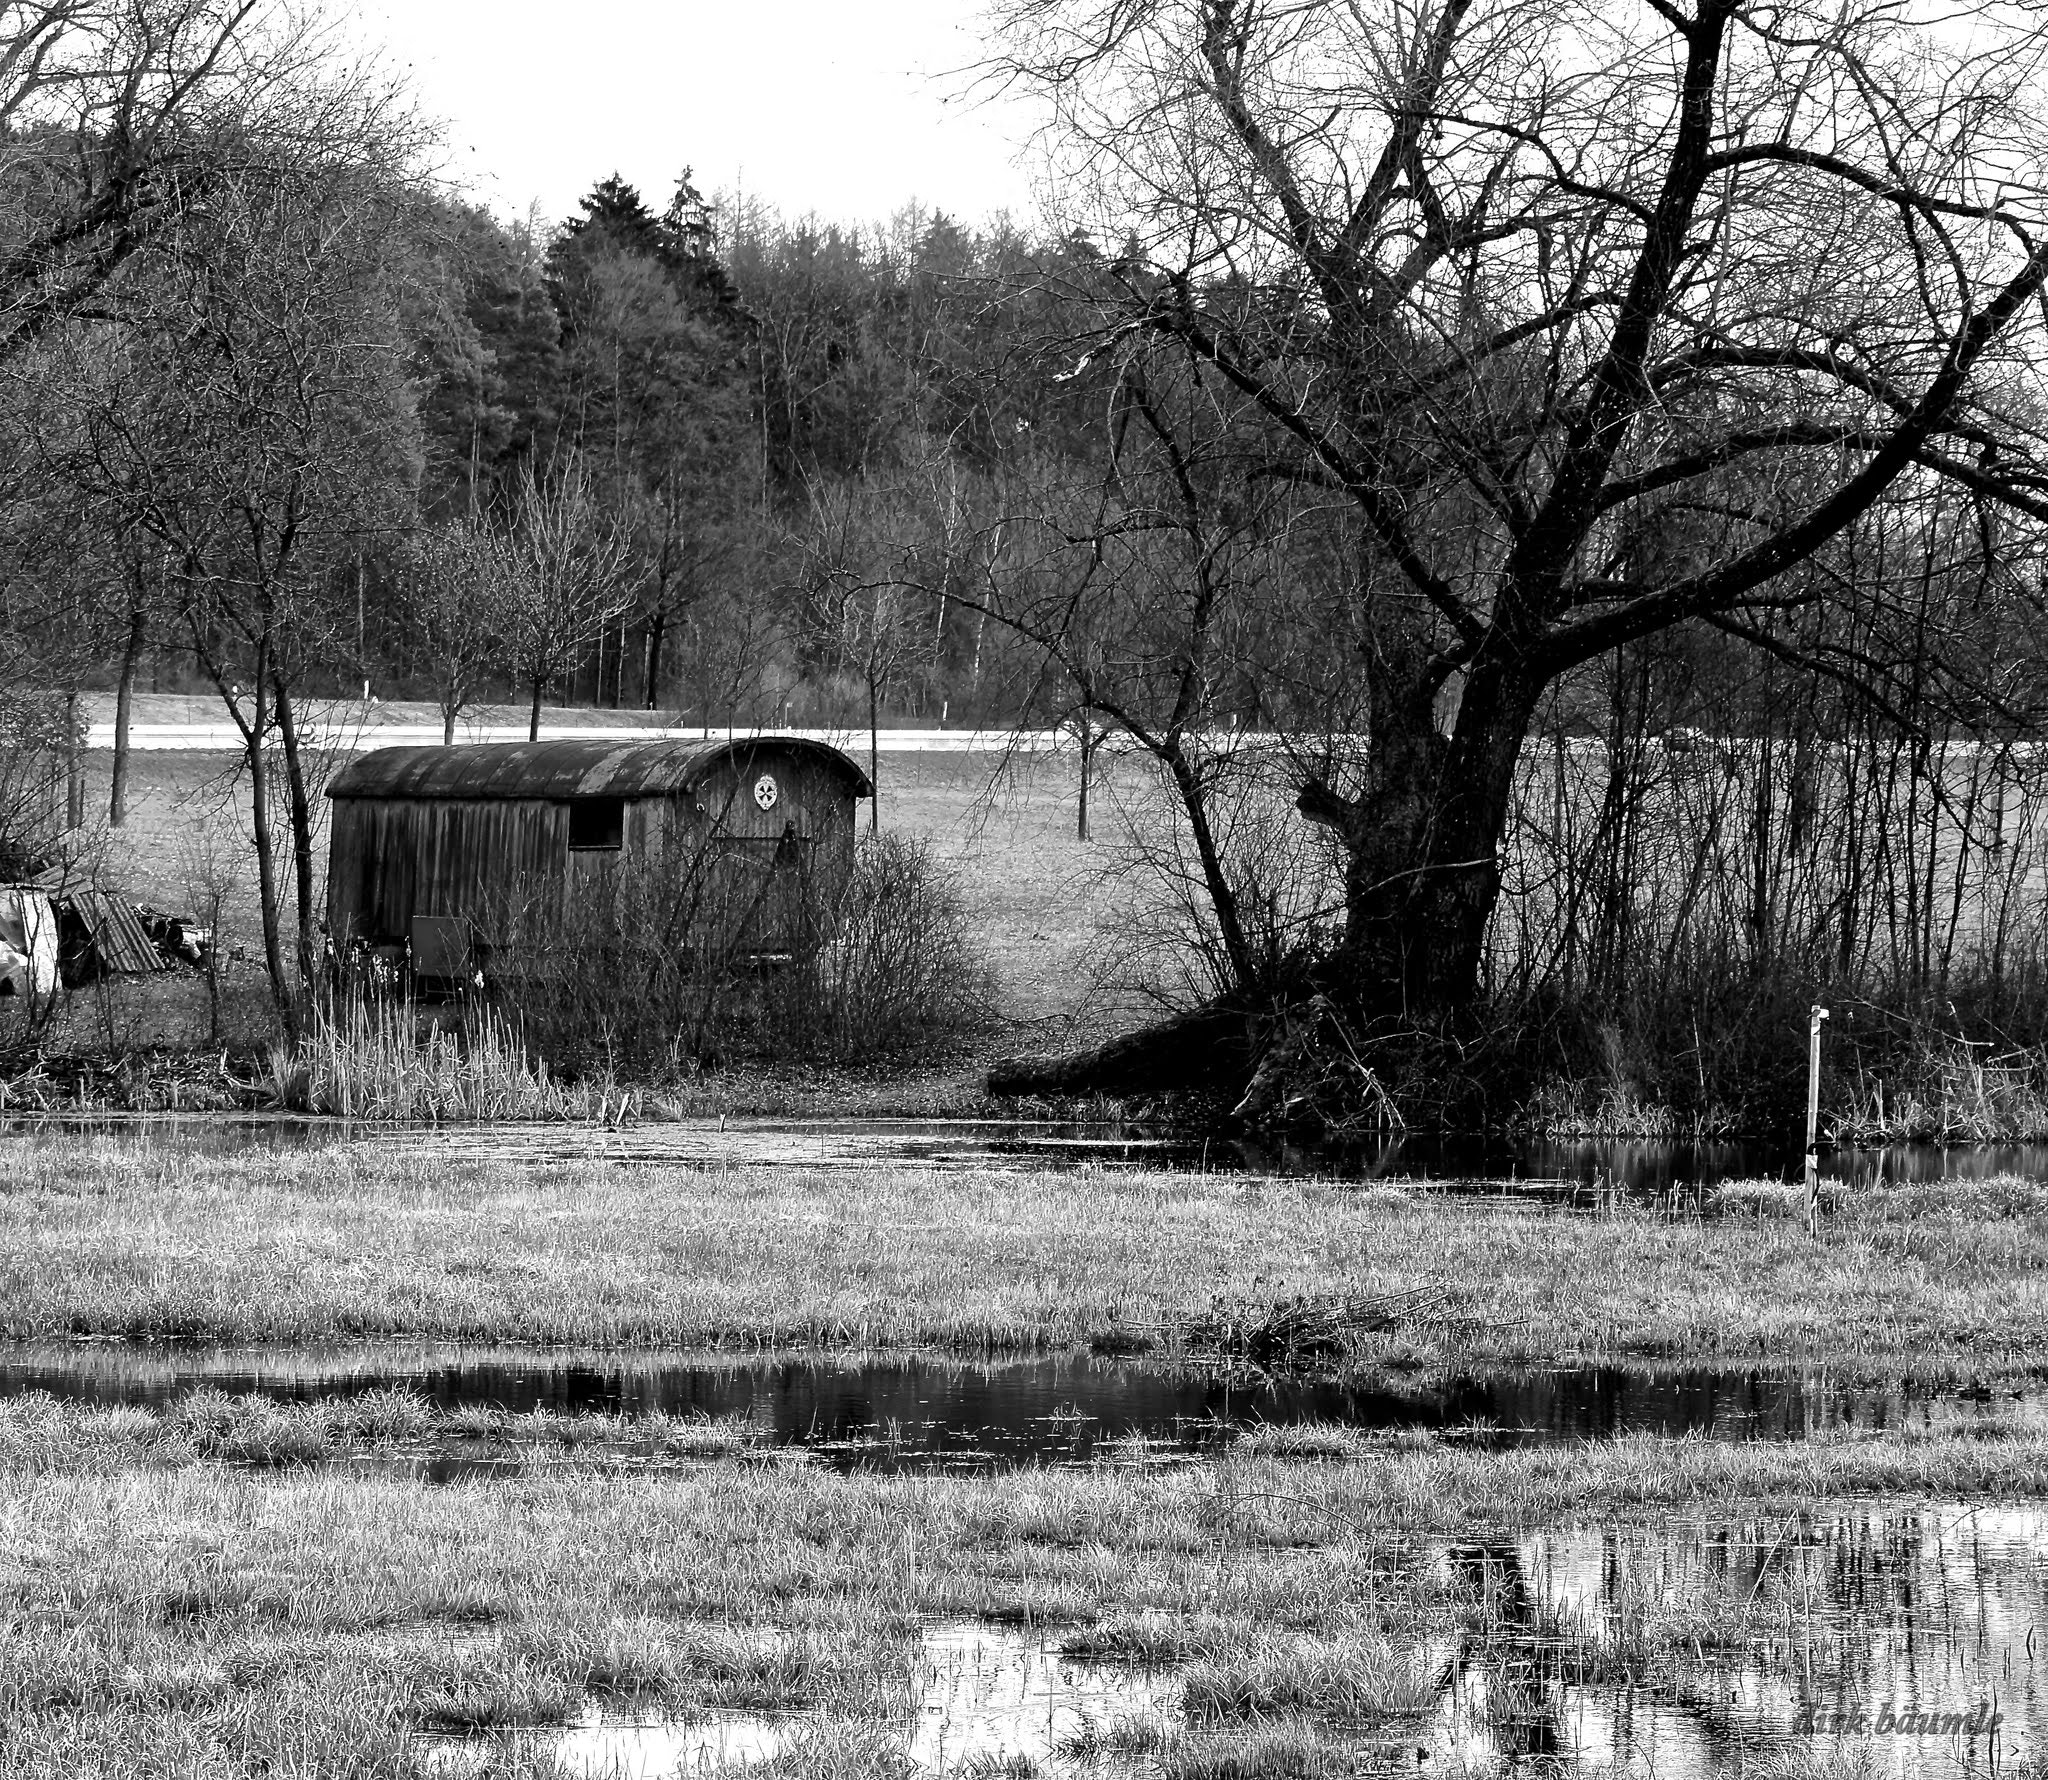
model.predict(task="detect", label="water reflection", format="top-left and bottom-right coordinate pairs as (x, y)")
top-left (4, 1344), bottom-right (2044, 1471)
top-left (1436, 1505), bottom-right (2045, 1776)
top-left (422, 1621), bottom-right (1176, 1777)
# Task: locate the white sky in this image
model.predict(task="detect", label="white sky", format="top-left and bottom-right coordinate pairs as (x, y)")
top-left (355, 1), bottom-right (1045, 234)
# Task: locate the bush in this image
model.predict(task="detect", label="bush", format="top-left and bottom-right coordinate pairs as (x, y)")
top-left (481, 831), bottom-right (994, 1076)
top-left (759, 832), bottom-right (996, 1061)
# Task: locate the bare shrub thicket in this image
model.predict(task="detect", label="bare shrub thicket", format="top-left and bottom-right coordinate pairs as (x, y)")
top-left (465, 831), bottom-right (993, 1076)
top-left (1087, 746), bottom-right (1345, 1012)
top-left (1473, 574), bottom-right (2048, 1126)
top-left (0, 689), bottom-right (70, 880)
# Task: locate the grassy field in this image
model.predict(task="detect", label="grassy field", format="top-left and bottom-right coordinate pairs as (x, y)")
top-left (2, 1135), bottom-right (2043, 1369)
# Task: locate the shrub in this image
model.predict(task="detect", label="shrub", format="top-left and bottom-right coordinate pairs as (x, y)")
top-left (758, 831), bottom-right (996, 1061)
top-left (488, 830), bottom-right (994, 1074)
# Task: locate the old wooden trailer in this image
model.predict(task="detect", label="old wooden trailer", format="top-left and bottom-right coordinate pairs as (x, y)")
top-left (325, 737), bottom-right (871, 984)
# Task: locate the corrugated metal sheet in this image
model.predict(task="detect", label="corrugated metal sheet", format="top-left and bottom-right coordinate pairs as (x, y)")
top-left (327, 738), bottom-right (872, 802)
top-left (79, 892), bottom-right (169, 975)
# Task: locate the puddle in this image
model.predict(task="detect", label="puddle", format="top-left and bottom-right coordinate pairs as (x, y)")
top-left (910, 1623), bottom-right (1173, 1769)
top-left (418, 1511), bottom-right (2042, 1777)
top-left (423, 1702), bottom-right (792, 1777)
top-left (10, 1112), bottom-right (2048, 1201)
top-left (422, 1621), bottom-right (1175, 1777)
top-left (6, 1344), bottom-right (2045, 1471)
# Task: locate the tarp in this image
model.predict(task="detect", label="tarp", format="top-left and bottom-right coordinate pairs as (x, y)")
top-left (0, 886), bottom-right (59, 1000)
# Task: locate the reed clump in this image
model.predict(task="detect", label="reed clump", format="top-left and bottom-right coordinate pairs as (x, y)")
top-left (293, 996), bottom-right (635, 1123)
top-left (1832, 1033), bottom-right (2048, 1143)
top-left (1180, 1637), bottom-right (1438, 1723)
top-left (1179, 1286), bottom-right (1486, 1371)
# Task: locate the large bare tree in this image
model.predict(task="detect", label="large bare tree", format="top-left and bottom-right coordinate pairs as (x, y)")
top-left (984, 0), bottom-right (2048, 1083)
top-left (52, 131), bottom-right (423, 1026)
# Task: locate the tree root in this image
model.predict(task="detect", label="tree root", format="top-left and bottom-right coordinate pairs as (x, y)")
top-left (988, 991), bottom-right (1406, 1133)
top-left (986, 1000), bottom-right (1259, 1099)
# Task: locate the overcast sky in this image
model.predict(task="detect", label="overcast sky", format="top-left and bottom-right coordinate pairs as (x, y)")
top-left (355, 1), bottom-right (1044, 233)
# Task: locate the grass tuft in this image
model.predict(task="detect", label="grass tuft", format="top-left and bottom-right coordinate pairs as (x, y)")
top-left (1180, 1637), bottom-right (1438, 1723)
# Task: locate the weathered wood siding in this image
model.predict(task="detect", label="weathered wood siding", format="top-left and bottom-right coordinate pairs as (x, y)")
top-left (683, 749), bottom-right (859, 953)
top-left (328, 797), bottom-right (569, 948)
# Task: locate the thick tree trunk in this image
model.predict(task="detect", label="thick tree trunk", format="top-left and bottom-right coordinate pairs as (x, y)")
top-left (643, 612), bottom-right (666, 711)
top-left (529, 676), bottom-right (544, 743)
top-left (988, 651), bottom-right (1542, 1113)
top-left (1304, 652), bottom-right (1539, 1024)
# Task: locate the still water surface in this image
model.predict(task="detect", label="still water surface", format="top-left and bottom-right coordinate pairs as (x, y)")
top-left (12, 1110), bottom-right (2048, 1200)
top-left (5, 1344), bottom-right (2043, 1470)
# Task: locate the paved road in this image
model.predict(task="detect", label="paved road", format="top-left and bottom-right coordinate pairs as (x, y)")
top-left (85, 721), bottom-right (1072, 754)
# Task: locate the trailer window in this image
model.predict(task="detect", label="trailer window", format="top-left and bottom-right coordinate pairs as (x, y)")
top-left (567, 798), bottom-right (625, 851)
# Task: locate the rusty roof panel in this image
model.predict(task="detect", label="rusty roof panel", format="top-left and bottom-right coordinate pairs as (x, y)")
top-left (327, 738), bottom-right (872, 802)
top-left (83, 891), bottom-right (171, 975)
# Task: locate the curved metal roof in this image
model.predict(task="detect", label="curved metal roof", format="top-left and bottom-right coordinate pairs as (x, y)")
top-left (327, 738), bottom-right (872, 801)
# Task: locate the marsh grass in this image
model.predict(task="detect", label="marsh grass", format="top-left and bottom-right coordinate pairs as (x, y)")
top-left (1180, 1637), bottom-right (1439, 1723)
top-left (1059, 1614), bottom-right (1237, 1664)
top-left (7, 1136), bottom-right (2048, 1365)
top-left (1231, 1423), bottom-right (1392, 1461)
top-left (0, 1387), bottom-right (769, 1471)
top-left (1058, 1715), bottom-right (1366, 1779)
top-left (299, 999), bottom-right (634, 1123)
top-left (1, 1425), bottom-right (2043, 1776)
top-left (1833, 1036), bottom-right (2048, 1143)
top-left (1709, 1176), bottom-right (1823, 1217)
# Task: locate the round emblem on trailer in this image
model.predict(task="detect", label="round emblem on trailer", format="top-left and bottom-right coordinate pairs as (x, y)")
top-left (753, 772), bottom-right (779, 812)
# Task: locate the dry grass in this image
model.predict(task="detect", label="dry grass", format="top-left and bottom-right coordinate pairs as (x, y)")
top-left (296, 1000), bottom-right (635, 1122)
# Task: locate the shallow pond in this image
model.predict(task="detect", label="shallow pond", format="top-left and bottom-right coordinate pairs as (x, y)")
top-left (6, 1344), bottom-right (2043, 1471)
top-left (8, 1110), bottom-right (2048, 1201)
top-left (419, 1507), bottom-right (2044, 1777)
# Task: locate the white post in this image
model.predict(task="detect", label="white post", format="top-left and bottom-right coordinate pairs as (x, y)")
top-left (1805, 1005), bottom-right (1830, 1235)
